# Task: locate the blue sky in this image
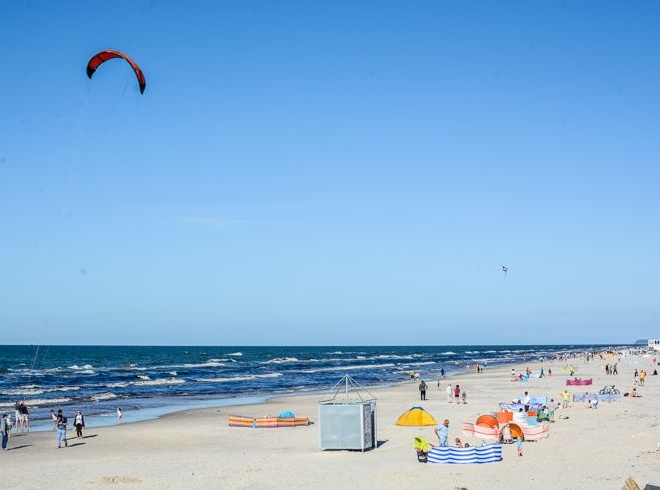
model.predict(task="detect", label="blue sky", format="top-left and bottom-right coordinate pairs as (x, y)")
top-left (1, 1), bottom-right (659, 345)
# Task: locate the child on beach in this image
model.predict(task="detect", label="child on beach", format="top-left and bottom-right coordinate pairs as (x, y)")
top-left (461, 389), bottom-right (467, 404)
top-left (501, 425), bottom-right (512, 443)
top-left (515, 437), bottom-right (523, 456)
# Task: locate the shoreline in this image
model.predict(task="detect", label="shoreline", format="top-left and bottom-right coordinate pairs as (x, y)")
top-left (7, 346), bottom-right (634, 433)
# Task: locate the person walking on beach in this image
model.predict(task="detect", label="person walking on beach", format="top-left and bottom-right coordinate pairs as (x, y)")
top-left (461, 389), bottom-right (467, 404)
top-left (419, 380), bottom-right (427, 400)
top-left (440, 367), bottom-right (445, 379)
top-left (74, 410), bottom-right (85, 438)
top-left (454, 384), bottom-right (461, 404)
top-left (434, 419), bottom-right (449, 447)
top-left (1, 413), bottom-right (11, 451)
top-left (19, 402), bottom-right (29, 432)
top-left (56, 409), bottom-right (67, 448)
top-left (117, 407), bottom-right (123, 423)
top-left (561, 389), bottom-right (570, 409)
top-left (445, 384), bottom-right (452, 403)
top-left (523, 391), bottom-right (531, 412)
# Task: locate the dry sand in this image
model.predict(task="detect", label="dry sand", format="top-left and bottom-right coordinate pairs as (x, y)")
top-left (2, 353), bottom-right (658, 489)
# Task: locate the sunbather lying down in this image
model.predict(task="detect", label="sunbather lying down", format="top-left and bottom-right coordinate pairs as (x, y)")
top-left (624, 388), bottom-right (641, 397)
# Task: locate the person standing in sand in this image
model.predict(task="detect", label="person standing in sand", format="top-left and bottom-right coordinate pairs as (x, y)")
top-left (561, 389), bottom-right (570, 409)
top-left (419, 380), bottom-right (427, 400)
top-left (454, 384), bottom-right (461, 404)
top-left (117, 407), bottom-right (123, 423)
top-left (445, 384), bottom-right (452, 403)
top-left (74, 410), bottom-right (85, 438)
top-left (14, 404), bottom-right (22, 433)
top-left (19, 402), bottom-right (29, 432)
top-left (56, 409), bottom-right (67, 448)
top-left (1, 413), bottom-right (11, 451)
top-left (434, 419), bottom-right (449, 447)
top-left (50, 409), bottom-right (57, 430)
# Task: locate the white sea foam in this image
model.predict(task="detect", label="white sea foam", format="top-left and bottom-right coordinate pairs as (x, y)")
top-left (68, 364), bottom-right (94, 370)
top-left (1, 388), bottom-right (44, 396)
top-left (263, 357), bottom-right (299, 364)
top-left (8, 397), bottom-right (71, 407)
top-left (91, 392), bottom-right (118, 401)
top-left (1, 385), bottom-right (81, 397)
top-left (441, 351), bottom-right (457, 355)
top-left (227, 352), bottom-right (243, 356)
top-left (181, 361), bottom-right (224, 368)
top-left (136, 375), bottom-right (150, 380)
top-left (407, 361), bottom-right (436, 367)
top-left (196, 373), bottom-right (282, 383)
top-left (299, 363), bottom-right (396, 373)
top-left (133, 377), bottom-right (185, 386)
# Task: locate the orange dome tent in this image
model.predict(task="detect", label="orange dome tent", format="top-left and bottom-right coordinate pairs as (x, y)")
top-left (500, 423), bottom-right (524, 441)
top-left (476, 414), bottom-right (499, 429)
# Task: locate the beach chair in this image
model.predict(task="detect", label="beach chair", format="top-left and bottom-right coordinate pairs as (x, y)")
top-left (414, 436), bottom-right (433, 463)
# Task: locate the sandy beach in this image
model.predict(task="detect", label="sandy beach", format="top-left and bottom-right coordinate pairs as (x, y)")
top-left (2, 352), bottom-right (658, 490)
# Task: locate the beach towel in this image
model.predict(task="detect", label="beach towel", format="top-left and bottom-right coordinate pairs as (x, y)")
top-left (427, 444), bottom-right (503, 464)
top-left (566, 379), bottom-right (593, 386)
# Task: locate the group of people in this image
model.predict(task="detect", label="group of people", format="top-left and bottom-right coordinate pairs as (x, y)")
top-left (634, 369), bottom-right (647, 386)
top-left (418, 380), bottom-right (467, 404)
top-left (443, 383), bottom-right (466, 404)
top-left (604, 363), bottom-right (619, 375)
top-left (12, 402), bottom-right (30, 433)
top-left (50, 409), bottom-right (86, 447)
top-left (0, 404), bottom-right (125, 451)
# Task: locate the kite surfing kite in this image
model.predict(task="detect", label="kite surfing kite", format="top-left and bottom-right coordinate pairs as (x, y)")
top-left (86, 49), bottom-right (146, 94)
top-left (500, 265), bottom-right (509, 277)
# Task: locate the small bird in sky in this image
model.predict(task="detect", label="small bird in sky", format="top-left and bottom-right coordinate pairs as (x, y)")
top-left (500, 265), bottom-right (509, 277)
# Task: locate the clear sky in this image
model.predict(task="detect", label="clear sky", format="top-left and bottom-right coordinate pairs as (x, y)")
top-left (2, 0), bottom-right (659, 345)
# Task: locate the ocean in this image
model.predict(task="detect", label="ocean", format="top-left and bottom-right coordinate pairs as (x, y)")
top-left (0, 344), bottom-right (625, 431)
